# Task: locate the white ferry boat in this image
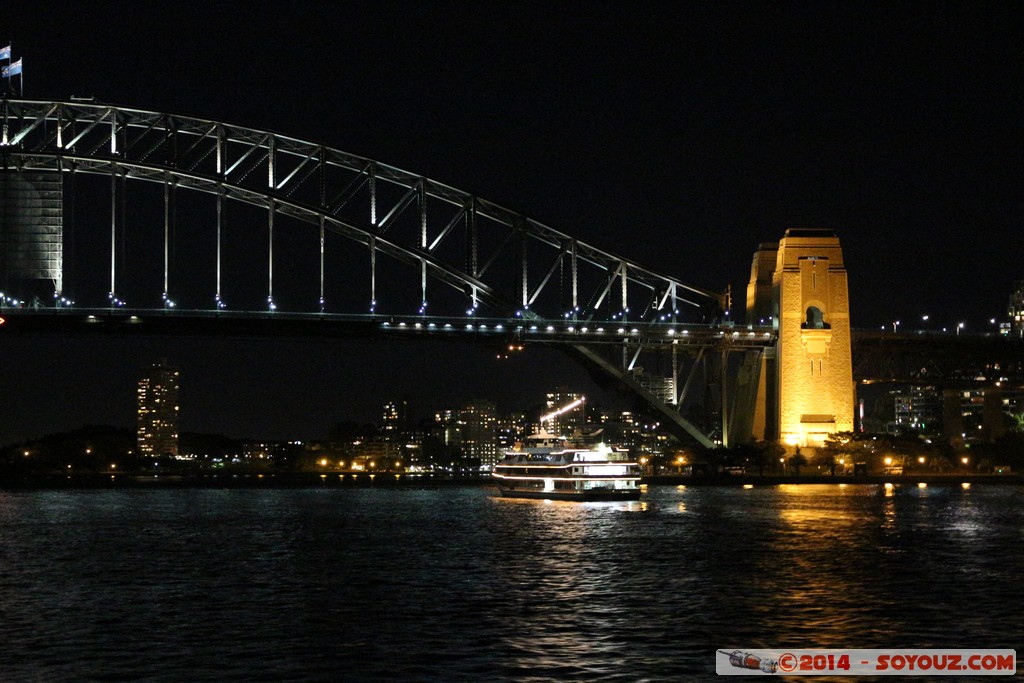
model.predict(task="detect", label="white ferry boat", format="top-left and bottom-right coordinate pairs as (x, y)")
top-left (492, 433), bottom-right (643, 501)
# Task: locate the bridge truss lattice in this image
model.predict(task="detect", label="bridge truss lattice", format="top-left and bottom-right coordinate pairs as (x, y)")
top-left (0, 99), bottom-right (772, 446)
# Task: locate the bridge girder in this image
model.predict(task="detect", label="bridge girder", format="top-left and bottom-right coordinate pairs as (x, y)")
top-left (852, 330), bottom-right (1024, 387)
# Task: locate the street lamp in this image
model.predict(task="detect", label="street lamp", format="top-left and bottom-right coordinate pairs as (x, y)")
top-left (892, 320), bottom-right (900, 333)
top-left (957, 322), bottom-right (965, 335)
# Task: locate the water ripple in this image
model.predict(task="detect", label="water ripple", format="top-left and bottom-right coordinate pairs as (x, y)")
top-left (0, 485), bottom-right (1021, 680)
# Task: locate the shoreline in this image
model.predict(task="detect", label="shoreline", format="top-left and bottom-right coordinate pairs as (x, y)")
top-left (645, 473), bottom-right (1024, 487)
top-left (0, 471), bottom-right (1021, 490)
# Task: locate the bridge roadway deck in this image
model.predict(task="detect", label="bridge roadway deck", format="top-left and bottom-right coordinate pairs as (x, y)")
top-left (0, 308), bottom-right (777, 349)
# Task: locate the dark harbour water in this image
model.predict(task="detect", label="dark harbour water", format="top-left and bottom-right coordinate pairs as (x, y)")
top-left (0, 483), bottom-right (1021, 682)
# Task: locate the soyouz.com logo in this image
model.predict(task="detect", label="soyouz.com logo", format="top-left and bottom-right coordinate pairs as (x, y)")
top-left (716, 649), bottom-right (1016, 675)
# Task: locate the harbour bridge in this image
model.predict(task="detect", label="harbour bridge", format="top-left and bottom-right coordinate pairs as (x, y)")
top-left (2, 99), bottom-right (1021, 448)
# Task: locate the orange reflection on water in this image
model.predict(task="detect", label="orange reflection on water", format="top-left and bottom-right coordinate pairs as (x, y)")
top-left (769, 485), bottom-right (902, 644)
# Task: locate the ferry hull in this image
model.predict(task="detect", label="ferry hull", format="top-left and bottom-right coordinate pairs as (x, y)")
top-left (496, 486), bottom-right (642, 502)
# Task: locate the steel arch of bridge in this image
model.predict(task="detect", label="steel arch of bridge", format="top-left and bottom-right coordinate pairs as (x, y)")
top-left (0, 98), bottom-right (768, 447)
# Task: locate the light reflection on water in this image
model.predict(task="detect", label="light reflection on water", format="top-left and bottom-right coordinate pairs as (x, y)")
top-left (0, 484), bottom-right (1021, 680)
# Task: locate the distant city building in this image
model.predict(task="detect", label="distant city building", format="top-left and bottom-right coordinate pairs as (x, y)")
top-left (883, 383), bottom-right (1024, 445)
top-left (1008, 280), bottom-right (1024, 337)
top-left (942, 387), bottom-right (1016, 444)
top-left (434, 408), bottom-right (462, 447)
top-left (540, 391), bottom-right (586, 436)
top-left (460, 400), bottom-right (498, 467)
top-left (243, 442), bottom-right (284, 461)
top-left (350, 440), bottom-right (402, 469)
top-left (495, 412), bottom-right (527, 450)
top-left (891, 385), bottom-right (942, 436)
top-left (381, 398), bottom-right (409, 440)
top-left (137, 358), bottom-right (180, 457)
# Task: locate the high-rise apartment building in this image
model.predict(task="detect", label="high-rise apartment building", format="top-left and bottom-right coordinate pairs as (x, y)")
top-left (381, 399), bottom-right (409, 440)
top-left (137, 359), bottom-right (180, 457)
top-left (460, 400), bottom-right (498, 468)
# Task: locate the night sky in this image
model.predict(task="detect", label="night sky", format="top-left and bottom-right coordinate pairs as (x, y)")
top-left (1, 2), bottom-right (1020, 445)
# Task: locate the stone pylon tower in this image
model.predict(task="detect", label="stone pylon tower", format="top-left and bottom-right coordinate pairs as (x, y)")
top-left (744, 229), bottom-right (855, 449)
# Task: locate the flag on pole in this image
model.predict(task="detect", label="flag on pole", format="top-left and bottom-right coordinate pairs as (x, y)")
top-left (3, 58), bottom-right (22, 76)
top-left (0, 45), bottom-right (11, 61)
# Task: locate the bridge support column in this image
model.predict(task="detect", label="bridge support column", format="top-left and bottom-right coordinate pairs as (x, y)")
top-left (744, 229), bottom-right (855, 450)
